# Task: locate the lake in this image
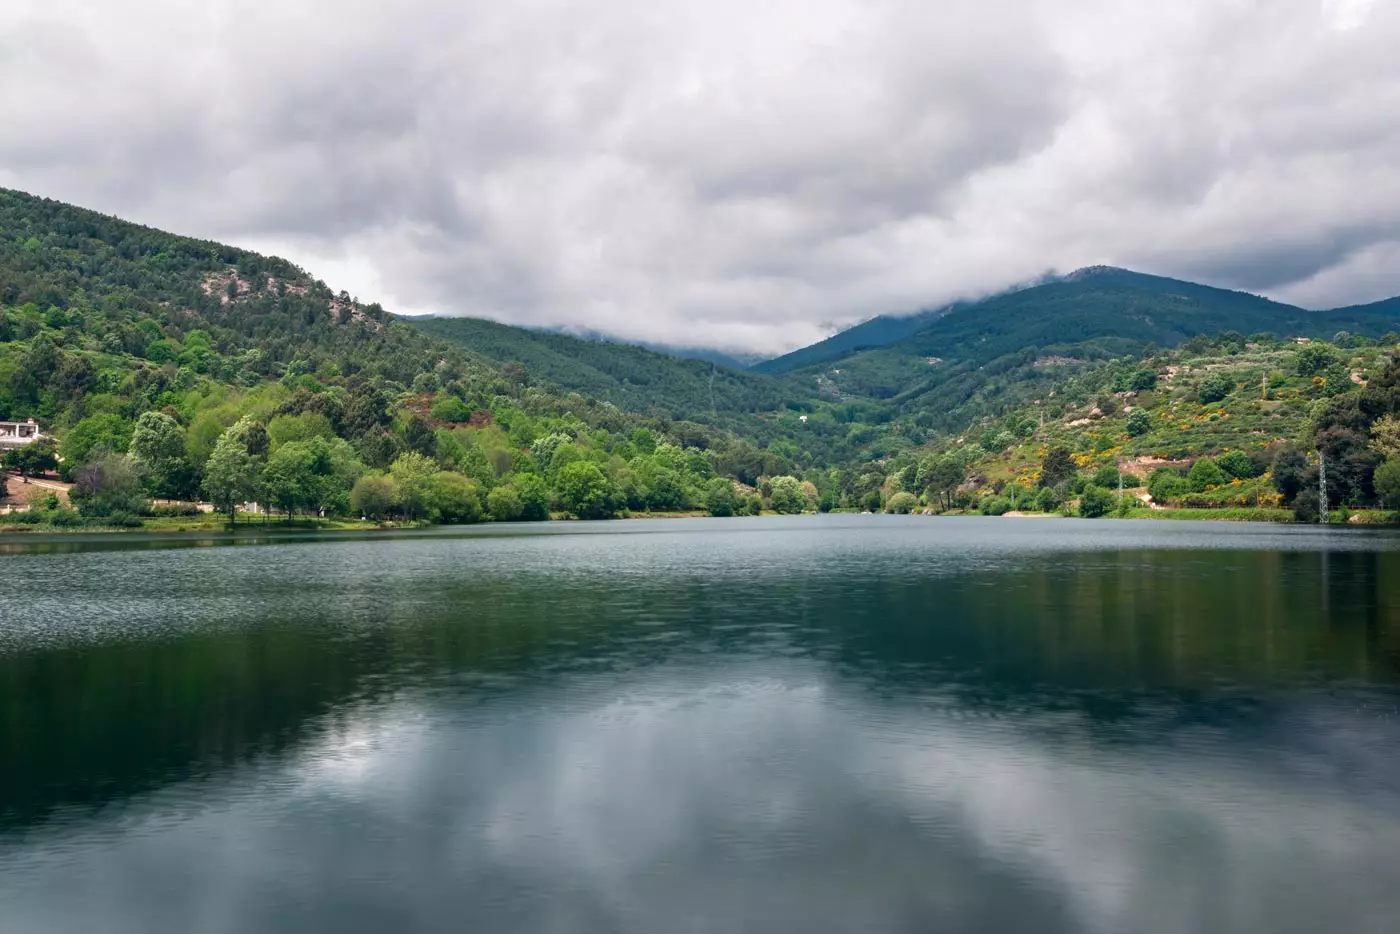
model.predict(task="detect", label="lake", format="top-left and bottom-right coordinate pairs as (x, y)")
top-left (3, 515), bottom-right (1400, 933)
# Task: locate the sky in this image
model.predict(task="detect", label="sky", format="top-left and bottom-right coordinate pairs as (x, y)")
top-left (2, 0), bottom-right (1398, 354)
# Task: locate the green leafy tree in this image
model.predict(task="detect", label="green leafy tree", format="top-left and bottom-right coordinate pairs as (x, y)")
top-left (1371, 415), bottom-right (1400, 461)
top-left (129, 411), bottom-right (193, 498)
top-left (69, 451), bottom-right (146, 517)
top-left (1216, 449), bottom-right (1262, 480)
top-left (1272, 447), bottom-right (1308, 503)
top-left (1146, 468), bottom-right (1188, 504)
top-left (1040, 447), bottom-right (1076, 489)
top-left (514, 472), bottom-right (552, 521)
top-left (1198, 372), bottom-right (1234, 404)
top-left (4, 437), bottom-right (58, 478)
top-left (60, 414), bottom-right (133, 475)
top-left (1374, 460), bottom-right (1400, 509)
top-left (430, 471), bottom-right (483, 523)
top-left (1079, 484), bottom-right (1114, 518)
top-left (705, 477), bottom-right (739, 517)
top-left (769, 475), bottom-right (806, 514)
top-left (350, 474), bottom-right (398, 521)
top-left (389, 452), bottom-right (439, 521)
top-left (1295, 344), bottom-right (1339, 377)
top-left (1125, 410), bottom-right (1151, 437)
top-left (267, 412), bottom-right (335, 449)
top-left (885, 491), bottom-right (918, 514)
top-left (203, 425), bottom-right (262, 524)
top-left (921, 456), bottom-right (966, 510)
top-left (1188, 457), bottom-right (1227, 492)
top-left (557, 461), bottom-right (619, 519)
top-left (487, 484), bottom-right (524, 522)
top-left (1092, 465), bottom-right (1120, 488)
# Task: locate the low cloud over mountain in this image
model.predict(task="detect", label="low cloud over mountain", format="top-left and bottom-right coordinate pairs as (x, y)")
top-left (3, 0), bottom-right (1397, 352)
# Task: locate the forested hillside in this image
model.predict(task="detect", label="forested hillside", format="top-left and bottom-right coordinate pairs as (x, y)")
top-left (411, 315), bottom-right (809, 423)
top-left (751, 304), bottom-right (953, 374)
top-left (3, 187), bottom-right (1398, 528)
top-left (0, 188), bottom-right (823, 527)
top-left (781, 267), bottom-right (1400, 431)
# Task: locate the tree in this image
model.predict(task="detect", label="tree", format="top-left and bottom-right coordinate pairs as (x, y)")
top-left (487, 484), bottom-right (524, 522)
top-left (1374, 460), bottom-right (1400, 509)
top-left (3, 438), bottom-right (58, 478)
top-left (769, 475), bottom-right (806, 514)
top-left (705, 477), bottom-right (739, 517)
top-left (557, 461), bottom-right (619, 519)
top-left (1216, 449), bottom-right (1262, 480)
top-left (1125, 410), bottom-right (1151, 437)
top-left (388, 452), bottom-right (439, 520)
top-left (129, 411), bottom-right (193, 498)
top-left (1147, 467), bottom-right (1191, 505)
top-left (60, 414), bottom-right (133, 475)
top-left (69, 451), bottom-right (145, 517)
top-left (1187, 457), bottom-right (1227, 492)
top-left (886, 491), bottom-right (918, 514)
top-left (266, 411), bottom-right (336, 448)
top-left (923, 456), bottom-right (966, 510)
top-left (1040, 447), bottom-right (1076, 489)
top-left (1198, 372), bottom-right (1234, 404)
top-left (262, 442), bottom-right (317, 519)
top-left (430, 471), bottom-right (482, 523)
top-left (1372, 415), bottom-right (1400, 461)
top-left (1079, 484), bottom-right (1114, 518)
top-left (203, 426), bottom-right (262, 524)
top-left (514, 472), bottom-right (552, 521)
top-left (1272, 446), bottom-right (1308, 503)
top-left (350, 474), bottom-right (397, 521)
top-left (1092, 465), bottom-right (1120, 488)
top-left (1295, 344), bottom-right (1339, 377)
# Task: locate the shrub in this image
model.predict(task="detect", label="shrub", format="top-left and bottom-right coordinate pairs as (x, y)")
top-left (429, 395), bottom-right (472, 423)
top-left (1374, 460), bottom-right (1400, 509)
top-left (1079, 485), bottom-right (1115, 518)
top-left (350, 474), bottom-right (397, 521)
top-left (1092, 465), bottom-right (1120, 488)
top-left (429, 471), bottom-right (483, 523)
top-left (1147, 467), bottom-right (1191, 505)
top-left (1188, 458), bottom-right (1228, 492)
top-left (1125, 411), bottom-right (1151, 437)
top-left (1035, 486), bottom-right (1062, 512)
top-left (1198, 373), bottom-right (1234, 403)
top-left (769, 476), bottom-right (806, 514)
top-left (979, 495), bottom-right (1011, 516)
top-left (886, 491), bottom-right (918, 514)
top-left (486, 485), bottom-right (524, 522)
top-left (705, 478), bottom-right (739, 517)
top-left (1295, 344), bottom-right (1338, 377)
top-left (1215, 449), bottom-right (1263, 480)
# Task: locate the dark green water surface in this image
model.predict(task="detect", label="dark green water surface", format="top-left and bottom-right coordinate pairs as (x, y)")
top-left (3, 516), bottom-right (1400, 933)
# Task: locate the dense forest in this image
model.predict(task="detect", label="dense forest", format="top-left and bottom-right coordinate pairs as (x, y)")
top-left (0, 188), bottom-right (821, 527)
top-left (3, 187), bottom-right (1399, 528)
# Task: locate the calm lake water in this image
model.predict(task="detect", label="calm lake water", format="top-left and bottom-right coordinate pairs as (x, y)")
top-left (3, 515), bottom-right (1400, 933)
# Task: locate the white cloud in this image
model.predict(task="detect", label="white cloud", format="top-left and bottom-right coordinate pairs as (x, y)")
top-left (2, 0), bottom-right (1399, 352)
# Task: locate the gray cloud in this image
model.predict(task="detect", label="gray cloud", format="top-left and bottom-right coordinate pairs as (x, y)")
top-left (2, 0), bottom-right (1398, 353)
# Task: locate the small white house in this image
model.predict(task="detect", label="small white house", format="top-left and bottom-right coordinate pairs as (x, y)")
top-left (0, 419), bottom-right (44, 451)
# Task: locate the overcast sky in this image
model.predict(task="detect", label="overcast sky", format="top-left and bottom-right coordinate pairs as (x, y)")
top-left (2, 0), bottom-right (1398, 353)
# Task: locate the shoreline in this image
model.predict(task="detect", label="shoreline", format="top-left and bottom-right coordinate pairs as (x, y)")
top-left (4, 507), bottom-right (1395, 539)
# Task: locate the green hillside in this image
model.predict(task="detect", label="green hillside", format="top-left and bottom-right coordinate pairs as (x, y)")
top-left (751, 304), bottom-right (953, 374)
top-left (410, 315), bottom-right (808, 421)
top-left (884, 331), bottom-right (1400, 521)
top-left (3, 187), bottom-right (1397, 528)
top-left (783, 267), bottom-right (1400, 431)
top-left (0, 187), bottom-right (823, 528)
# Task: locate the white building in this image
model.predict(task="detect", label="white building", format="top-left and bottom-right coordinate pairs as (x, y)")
top-left (0, 419), bottom-right (44, 451)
